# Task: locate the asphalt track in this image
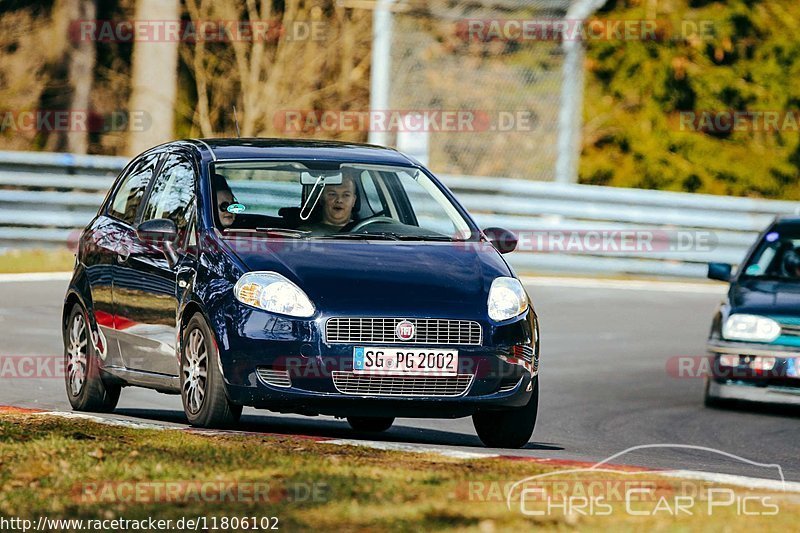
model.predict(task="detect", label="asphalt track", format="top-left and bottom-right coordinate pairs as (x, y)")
top-left (1, 276), bottom-right (798, 482)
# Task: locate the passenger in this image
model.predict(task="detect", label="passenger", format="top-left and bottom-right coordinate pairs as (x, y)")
top-left (212, 174), bottom-right (237, 229)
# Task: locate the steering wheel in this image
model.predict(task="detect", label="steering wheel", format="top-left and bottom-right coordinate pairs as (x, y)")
top-left (349, 216), bottom-right (396, 232)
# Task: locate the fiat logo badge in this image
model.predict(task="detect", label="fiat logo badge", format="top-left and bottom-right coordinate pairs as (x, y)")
top-left (396, 320), bottom-right (415, 341)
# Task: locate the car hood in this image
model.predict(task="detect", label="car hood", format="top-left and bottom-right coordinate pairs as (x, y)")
top-left (730, 279), bottom-right (800, 317)
top-left (223, 237), bottom-right (513, 317)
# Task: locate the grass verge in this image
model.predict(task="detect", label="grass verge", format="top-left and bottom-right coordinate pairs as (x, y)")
top-left (0, 249), bottom-right (74, 274)
top-left (0, 412), bottom-right (798, 531)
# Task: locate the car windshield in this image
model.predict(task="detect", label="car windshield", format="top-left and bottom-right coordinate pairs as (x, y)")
top-left (741, 223), bottom-right (800, 281)
top-left (209, 161), bottom-right (475, 241)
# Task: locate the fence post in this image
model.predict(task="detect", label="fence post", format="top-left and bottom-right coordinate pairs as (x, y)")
top-left (555, 0), bottom-right (607, 184)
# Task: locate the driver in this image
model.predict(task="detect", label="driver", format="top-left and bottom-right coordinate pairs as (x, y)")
top-left (299, 173), bottom-right (358, 235)
top-left (783, 247), bottom-right (800, 278)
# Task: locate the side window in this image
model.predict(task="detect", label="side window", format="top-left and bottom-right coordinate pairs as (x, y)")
top-left (141, 153), bottom-right (196, 234)
top-left (108, 153), bottom-right (161, 224)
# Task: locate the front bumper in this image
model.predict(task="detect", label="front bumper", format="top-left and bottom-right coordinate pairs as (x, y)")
top-left (706, 340), bottom-right (800, 404)
top-left (214, 303), bottom-right (539, 417)
top-left (706, 380), bottom-right (800, 406)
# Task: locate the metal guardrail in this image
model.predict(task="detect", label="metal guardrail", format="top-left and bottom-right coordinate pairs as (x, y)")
top-left (0, 149), bottom-right (797, 278)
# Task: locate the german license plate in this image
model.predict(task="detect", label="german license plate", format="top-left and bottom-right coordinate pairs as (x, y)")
top-left (353, 347), bottom-right (458, 376)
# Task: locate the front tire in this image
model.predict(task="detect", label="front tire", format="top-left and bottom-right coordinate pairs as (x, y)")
top-left (64, 304), bottom-right (120, 412)
top-left (473, 377), bottom-right (539, 448)
top-left (347, 416), bottom-right (394, 432)
top-left (180, 314), bottom-right (242, 428)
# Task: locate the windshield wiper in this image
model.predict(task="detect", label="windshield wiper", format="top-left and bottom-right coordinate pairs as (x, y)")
top-left (314, 232), bottom-right (456, 242)
top-left (394, 234), bottom-right (454, 241)
top-left (358, 231), bottom-right (454, 241)
top-left (256, 227), bottom-right (311, 238)
top-left (314, 232), bottom-right (401, 241)
top-left (224, 227), bottom-right (310, 238)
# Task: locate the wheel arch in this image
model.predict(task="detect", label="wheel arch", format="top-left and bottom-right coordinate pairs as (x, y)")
top-left (63, 289), bottom-right (94, 340)
top-left (178, 299), bottom-right (223, 353)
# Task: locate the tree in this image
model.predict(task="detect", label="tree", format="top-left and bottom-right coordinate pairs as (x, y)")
top-left (127, 0), bottom-right (180, 156)
top-left (64, 0), bottom-right (97, 154)
top-left (181, 0), bottom-right (371, 140)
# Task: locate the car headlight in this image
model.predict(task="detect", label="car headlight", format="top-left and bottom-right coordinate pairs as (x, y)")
top-left (234, 272), bottom-right (315, 317)
top-left (722, 314), bottom-right (781, 342)
top-left (487, 277), bottom-right (529, 322)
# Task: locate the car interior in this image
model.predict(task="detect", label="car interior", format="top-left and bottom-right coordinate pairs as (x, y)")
top-left (744, 234), bottom-right (800, 278)
top-left (211, 166), bottom-right (431, 236)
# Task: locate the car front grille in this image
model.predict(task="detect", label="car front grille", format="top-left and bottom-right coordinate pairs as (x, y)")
top-left (325, 317), bottom-right (482, 345)
top-left (331, 371), bottom-right (474, 397)
top-left (256, 368), bottom-right (292, 388)
top-left (780, 323), bottom-right (800, 337)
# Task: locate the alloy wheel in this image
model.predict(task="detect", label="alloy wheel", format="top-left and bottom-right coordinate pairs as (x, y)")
top-left (183, 328), bottom-right (208, 414)
top-left (66, 313), bottom-right (88, 396)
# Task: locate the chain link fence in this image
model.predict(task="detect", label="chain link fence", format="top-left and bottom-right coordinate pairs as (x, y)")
top-left (383, 1), bottom-right (572, 180)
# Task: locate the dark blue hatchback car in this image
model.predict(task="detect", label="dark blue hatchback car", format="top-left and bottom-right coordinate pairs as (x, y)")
top-left (62, 139), bottom-right (540, 448)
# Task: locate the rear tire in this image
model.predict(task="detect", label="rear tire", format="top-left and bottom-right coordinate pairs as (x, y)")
top-left (64, 304), bottom-right (120, 413)
top-left (473, 377), bottom-right (538, 449)
top-left (180, 314), bottom-right (242, 428)
top-left (347, 416), bottom-right (394, 432)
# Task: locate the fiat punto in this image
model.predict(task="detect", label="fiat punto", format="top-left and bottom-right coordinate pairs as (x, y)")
top-left (62, 138), bottom-right (540, 448)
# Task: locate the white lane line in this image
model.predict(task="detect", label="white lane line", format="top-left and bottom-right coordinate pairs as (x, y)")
top-left (326, 438), bottom-right (500, 459)
top-left (31, 411), bottom-right (168, 430)
top-left (0, 272), bottom-right (72, 283)
top-left (521, 276), bottom-right (727, 294)
top-left (661, 469), bottom-right (800, 492)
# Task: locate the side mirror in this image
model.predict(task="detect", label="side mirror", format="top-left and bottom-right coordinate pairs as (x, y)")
top-left (137, 218), bottom-right (179, 266)
top-left (707, 262), bottom-right (732, 282)
top-left (483, 227), bottom-right (517, 254)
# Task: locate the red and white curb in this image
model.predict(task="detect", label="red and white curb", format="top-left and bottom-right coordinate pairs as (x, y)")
top-left (3, 405), bottom-right (799, 493)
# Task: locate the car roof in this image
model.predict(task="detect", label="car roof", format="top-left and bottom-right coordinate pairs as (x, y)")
top-left (181, 137), bottom-right (418, 167)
